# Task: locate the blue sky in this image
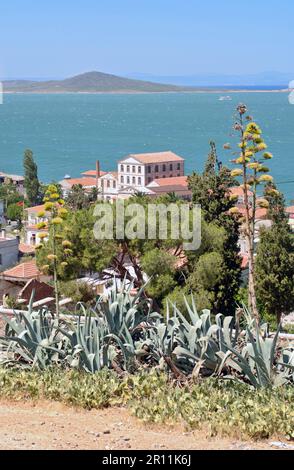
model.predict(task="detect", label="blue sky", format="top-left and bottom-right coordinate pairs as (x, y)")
top-left (1, 0), bottom-right (293, 78)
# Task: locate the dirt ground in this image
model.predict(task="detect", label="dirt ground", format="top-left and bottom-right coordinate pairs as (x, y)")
top-left (0, 400), bottom-right (284, 450)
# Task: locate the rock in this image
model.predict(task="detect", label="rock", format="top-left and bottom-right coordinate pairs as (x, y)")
top-left (103, 430), bottom-right (111, 435)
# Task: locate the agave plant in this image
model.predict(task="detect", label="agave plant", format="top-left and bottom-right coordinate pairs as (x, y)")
top-left (219, 322), bottom-right (294, 388)
top-left (59, 312), bottom-right (117, 373)
top-left (0, 302), bottom-right (65, 370)
top-left (170, 298), bottom-right (239, 376)
top-left (96, 280), bottom-right (159, 334)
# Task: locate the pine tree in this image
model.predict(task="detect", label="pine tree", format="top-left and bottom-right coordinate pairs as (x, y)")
top-left (23, 149), bottom-right (40, 206)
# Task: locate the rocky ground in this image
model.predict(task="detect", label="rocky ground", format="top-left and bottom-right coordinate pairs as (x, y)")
top-left (0, 400), bottom-right (289, 450)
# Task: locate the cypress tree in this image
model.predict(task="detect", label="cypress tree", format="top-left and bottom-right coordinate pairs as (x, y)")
top-left (23, 149), bottom-right (40, 206)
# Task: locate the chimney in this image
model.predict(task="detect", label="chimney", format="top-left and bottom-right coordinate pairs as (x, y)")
top-left (96, 160), bottom-right (101, 188)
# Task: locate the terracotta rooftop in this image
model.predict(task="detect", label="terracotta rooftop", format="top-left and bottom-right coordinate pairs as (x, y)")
top-left (0, 260), bottom-right (41, 281)
top-left (82, 170), bottom-right (107, 177)
top-left (19, 243), bottom-right (36, 255)
top-left (148, 176), bottom-right (188, 188)
top-left (25, 204), bottom-right (46, 213)
top-left (286, 206), bottom-right (294, 214)
top-left (229, 187), bottom-right (254, 197)
top-left (62, 177), bottom-right (97, 188)
top-left (121, 151), bottom-right (184, 164)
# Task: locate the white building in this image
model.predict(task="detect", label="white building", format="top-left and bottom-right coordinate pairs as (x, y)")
top-left (97, 172), bottom-right (119, 201)
top-left (118, 151), bottom-right (185, 190)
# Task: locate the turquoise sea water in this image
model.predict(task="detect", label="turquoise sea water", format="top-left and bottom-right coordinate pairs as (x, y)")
top-left (0, 93), bottom-right (293, 202)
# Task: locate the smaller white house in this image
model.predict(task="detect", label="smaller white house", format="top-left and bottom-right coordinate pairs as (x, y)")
top-left (0, 234), bottom-right (19, 271)
top-left (97, 172), bottom-right (119, 202)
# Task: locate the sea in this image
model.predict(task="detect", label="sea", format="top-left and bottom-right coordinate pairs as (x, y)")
top-left (0, 92), bottom-right (293, 203)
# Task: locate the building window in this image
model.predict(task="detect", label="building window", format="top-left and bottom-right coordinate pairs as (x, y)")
top-left (113, 181), bottom-right (116, 188)
top-left (121, 165), bottom-right (124, 172)
top-left (155, 165), bottom-right (159, 173)
top-left (138, 177), bottom-right (142, 185)
top-left (127, 176), bottom-right (130, 184)
top-left (107, 180), bottom-right (111, 188)
top-left (132, 166), bottom-right (136, 173)
top-left (170, 164), bottom-right (173, 171)
top-left (127, 165), bottom-right (130, 173)
top-left (148, 177), bottom-right (152, 183)
top-left (163, 175), bottom-right (166, 178)
top-left (177, 163), bottom-right (181, 170)
top-left (121, 176), bottom-right (124, 184)
top-left (138, 166), bottom-right (142, 174)
top-left (132, 177), bottom-right (136, 184)
top-left (162, 164), bottom-right (166, 172)
top-left (148, 166), bottom-right (151, 174)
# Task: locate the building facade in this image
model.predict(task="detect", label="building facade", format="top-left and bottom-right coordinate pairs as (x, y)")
top-left (118, 151), bottom-right (185, 189)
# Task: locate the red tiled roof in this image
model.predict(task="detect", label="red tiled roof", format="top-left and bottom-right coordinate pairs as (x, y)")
top-left (236, 207), bottom-right (268, 220)
top-left (1, 260), bottom-right (41, 280)
top-left (25, 204), bottom-right (46, 213)
top-left (82, 170), bottom-right (107, 177)
top-left (149, 176), bottom-right (188, 188)
top-left (19, 243), bottom-right (36, 255)
top-left (229, 187), bottom-right (254, 197)
top-left (64, 177), bottom-right (97, 188)
top-left (121, 151), bottom-right (184, 164)
top-left (286, 206), bottom-right (294, 214)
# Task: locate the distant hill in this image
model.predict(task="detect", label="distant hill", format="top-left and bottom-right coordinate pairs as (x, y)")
top-left (2, 71), bottom-right (194, 93)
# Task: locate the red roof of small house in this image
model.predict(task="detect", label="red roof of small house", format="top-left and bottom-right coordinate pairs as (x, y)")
top-left (0, 260), bottom-right (41, 281)
top-left (25, 204), bottom-right (46, 214)
top-left (149, 176), bottom-right (188, 188)
top-left (120, 151), bottom-right (184, 164)
top-left (19, 243), bottom-right (36, 255)
top-left (229, 187), bottom-right (254, 197)
top-left (234, 206), bottom-right (268, 220)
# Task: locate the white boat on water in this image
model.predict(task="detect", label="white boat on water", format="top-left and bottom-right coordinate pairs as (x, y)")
top-left (219, 96), bottom-right (232, 101)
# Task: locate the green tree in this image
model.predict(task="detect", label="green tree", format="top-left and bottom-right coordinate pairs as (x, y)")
top-left (255, 185), bottom-right (294, 324)
top-left (6, 203), bottom-right (23, 227)
top-left (23, 149), bottom-right (40, 206)
top-left (66, 184), bottom-right (96, 211)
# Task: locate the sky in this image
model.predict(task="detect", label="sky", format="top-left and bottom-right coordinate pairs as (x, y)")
top-left (0, 0), bottom-right (293, 79)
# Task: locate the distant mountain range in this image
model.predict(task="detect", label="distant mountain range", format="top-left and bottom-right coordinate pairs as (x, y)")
top-left (2, 71), bottom-right (291, 93)
top-left (2, 71), bottom-right (192, 93)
